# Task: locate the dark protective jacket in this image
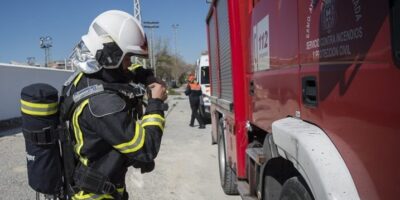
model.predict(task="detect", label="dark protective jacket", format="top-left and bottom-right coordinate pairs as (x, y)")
top-left (69, 69), bottom-right (165, 199)
top-left (185, 82), bottom-right (204, 126)
top-left (185, 82), bottom-right (202, 106)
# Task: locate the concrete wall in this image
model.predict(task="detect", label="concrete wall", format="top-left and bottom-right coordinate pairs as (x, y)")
top-left (0, 63), bottom-right (73, 120)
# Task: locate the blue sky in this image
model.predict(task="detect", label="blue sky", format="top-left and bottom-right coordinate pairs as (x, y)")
top-left (0, 0), bottom-right (210, 65)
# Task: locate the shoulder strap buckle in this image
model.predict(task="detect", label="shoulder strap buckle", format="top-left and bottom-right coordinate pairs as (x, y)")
top-left (101, 181), bottom-right (116, 194)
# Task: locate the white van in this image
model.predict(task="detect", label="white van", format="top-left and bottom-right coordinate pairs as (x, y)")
top-left (195, 54), bottom-right (211, 121)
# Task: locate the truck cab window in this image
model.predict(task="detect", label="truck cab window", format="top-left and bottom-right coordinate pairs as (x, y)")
top-left (391, 0), bottom-right (400, 67)
top-left (201, 67), bottom-right (210, 84)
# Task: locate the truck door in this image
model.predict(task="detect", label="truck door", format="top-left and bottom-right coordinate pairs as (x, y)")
top-left (298, 0), bottom-right (400, 199)
top-left (250, 0), bottom-right (301, 132)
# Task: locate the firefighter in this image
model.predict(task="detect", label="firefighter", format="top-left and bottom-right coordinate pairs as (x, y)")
top-left (185, 74), bottom-right (205, 129)
top-left (68, 10), bottom-right (167, 199)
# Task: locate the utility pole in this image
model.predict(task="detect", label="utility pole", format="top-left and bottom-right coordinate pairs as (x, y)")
top-left (143, 21), bottom-right (160, 77)
top-left (172, 24), bottom-right (179, 74)
top-left (133, 0), bottom-right (142, 22)
top-left (133, 0), bottom-right (147, 67)
top-left (39, 36), bottom-right (52, 67)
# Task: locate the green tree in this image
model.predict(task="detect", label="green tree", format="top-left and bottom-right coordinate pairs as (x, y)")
top-left (153, 38), bottom-right (193, 85)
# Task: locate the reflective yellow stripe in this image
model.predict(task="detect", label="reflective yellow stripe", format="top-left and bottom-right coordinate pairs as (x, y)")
top-left (113, 122), bottom-right (145, 154)
top-left (72, 188), bottom-right (124, 199)
top-left (72, 191), bottom-right (113, 200)
top-left (117, 187), bottom-right (125, 194)
top-left (21, 107), bottom-right (58, 116)
top-left (142, 121), bottom-right (164, 131)
top-left (142, 114), bottom-right (165, 122)
top-left (72, 99), bottom-right (89, 166)
top-left (74, 72), bottom-right (84, 86)
top-left (113, 114), bottom-right (164, 154)
top-left (121, 128), bottom-right (145, 154)
top-left (141, 114), bottom-right (165, 131)
top-left (141, 116), bottom-right (165, 125)
top-left (20, 100), bottom-right (58, 116)
top-left (128, 64), bottom-right (142, 71)
top-left (20, 100), bottom-right (58, 108)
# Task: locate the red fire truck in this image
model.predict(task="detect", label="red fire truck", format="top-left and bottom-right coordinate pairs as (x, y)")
top-left (206, 0), bottom-right (400, 199)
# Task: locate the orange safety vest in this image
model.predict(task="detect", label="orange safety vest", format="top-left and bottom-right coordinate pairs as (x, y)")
top-left (189, 83), bottom-right (201, 91)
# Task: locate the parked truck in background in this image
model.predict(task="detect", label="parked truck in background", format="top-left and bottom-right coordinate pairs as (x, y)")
top-left (196, 54), bottom-right (211, 121)
top-left (207, 0), bottom-right (400, 199)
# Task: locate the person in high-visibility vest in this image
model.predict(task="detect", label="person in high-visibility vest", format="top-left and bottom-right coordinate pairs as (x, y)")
top-left (185, 74), bottom-right (205, 129)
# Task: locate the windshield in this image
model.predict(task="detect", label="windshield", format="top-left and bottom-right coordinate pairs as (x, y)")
top-left (200, 66), bottom-right (210, 84)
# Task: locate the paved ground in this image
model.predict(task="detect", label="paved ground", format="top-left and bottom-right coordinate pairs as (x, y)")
top-left (0, 91), bottom-right (241, 200)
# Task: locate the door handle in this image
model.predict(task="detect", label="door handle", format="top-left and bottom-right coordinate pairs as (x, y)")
top-left (250, 80), bottom-right (255, 96)
top-left (302, 76), bottom-right (318, 107)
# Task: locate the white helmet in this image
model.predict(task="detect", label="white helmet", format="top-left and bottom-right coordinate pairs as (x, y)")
top-left (74, 10), bottom-right (148, 72)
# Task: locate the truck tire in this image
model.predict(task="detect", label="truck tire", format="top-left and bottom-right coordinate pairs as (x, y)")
top-left (199, 105), bottom-right (210, 124)
top-left (218, 118), bottom-right (238, 195)
top-left (263, 175), bottom-right (282, 200)
top-left (279, 177), bottom-right (313, 200)
top-left (199, 105), bottom-right (206, 119)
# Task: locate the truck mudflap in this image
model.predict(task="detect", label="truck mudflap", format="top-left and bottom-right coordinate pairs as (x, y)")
top-left (272, 117), bottom-right (360, 200)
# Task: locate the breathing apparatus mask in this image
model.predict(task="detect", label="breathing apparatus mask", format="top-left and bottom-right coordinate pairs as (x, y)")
top-left (70, 39), bottom-right (126, 74)
top-left (70, 41), bottom-right (101, 74)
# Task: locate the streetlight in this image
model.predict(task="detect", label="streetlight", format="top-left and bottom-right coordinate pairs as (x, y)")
top-left (143, 21), bottom-right (159, 77)
top-left (171, 24), bottom-right (179, 70)
top-left (39, 36), bottom-right (52, 67)
top-left (27, 57), bottom-right (36, 66)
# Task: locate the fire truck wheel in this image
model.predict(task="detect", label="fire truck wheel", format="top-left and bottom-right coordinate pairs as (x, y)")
top-left (217, 118), bottom-right (239, 195)
top-left (279, 177), bottom-right (313, 200)
top-left (199, 105), bottom-right (206, 119)
top-left (199, 105), bottom-right (211, 124)
top-left (263, 175), bottom-right (282, 200)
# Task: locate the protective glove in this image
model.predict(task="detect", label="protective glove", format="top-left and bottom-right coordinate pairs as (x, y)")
top-left (132, 160), bottom-right (155, 174)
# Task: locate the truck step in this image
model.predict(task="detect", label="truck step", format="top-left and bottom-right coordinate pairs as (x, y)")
top-left (237, 180), bottom-right (259, 200)
top-left (246, 147), bottom-right (266, 165)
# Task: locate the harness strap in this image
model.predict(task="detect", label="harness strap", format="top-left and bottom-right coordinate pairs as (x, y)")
top-left (60, 82), bottom-right (144, 122)
top-left (73, 164), bottom-right (122, 199)
top-left (22, 126), bottom-right (61, 145)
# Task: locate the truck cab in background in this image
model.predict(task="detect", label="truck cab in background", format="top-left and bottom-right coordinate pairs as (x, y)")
top-left (196, 54), bottom-right (211, 122)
